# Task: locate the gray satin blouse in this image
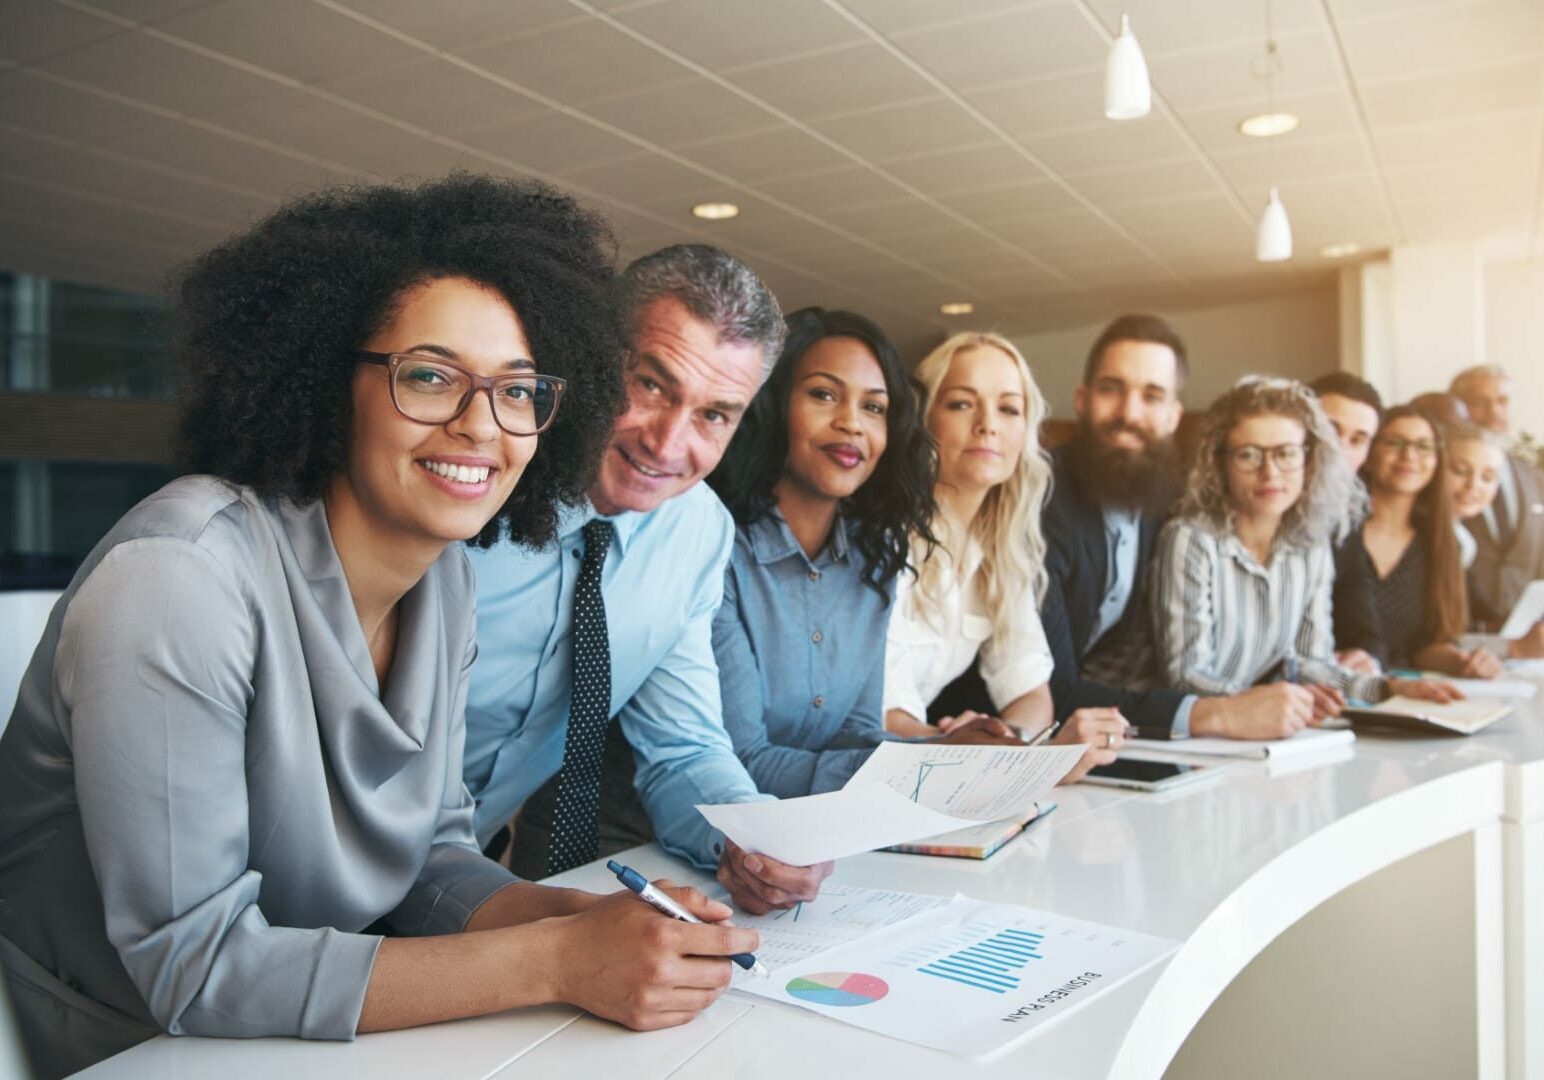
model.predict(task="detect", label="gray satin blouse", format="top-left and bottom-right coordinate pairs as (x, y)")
top-left (0, 476), bottom-right (516, 1077)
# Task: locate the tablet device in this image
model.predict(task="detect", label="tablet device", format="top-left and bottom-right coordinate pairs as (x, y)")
top-left (1080, 758), bottom-right (1213, 792)
top-left (1499, 579), bottom-right (1544, 639)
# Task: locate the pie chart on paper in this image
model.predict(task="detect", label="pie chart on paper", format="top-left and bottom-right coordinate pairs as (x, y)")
top-left (784, 971), bottom-right (889, 1007)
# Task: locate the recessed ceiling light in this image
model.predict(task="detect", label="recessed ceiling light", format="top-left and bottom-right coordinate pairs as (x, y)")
top-left (939, 302), bottom-right (975, 316)
top-left (1318, 242), bottom-right (1361, 258)
top-left (691, 201), bottom-right (739, 220)
top-left (1238, 112), bottom-right (1300, 138)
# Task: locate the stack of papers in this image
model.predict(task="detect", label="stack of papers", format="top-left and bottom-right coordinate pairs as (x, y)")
top-left (1345, 696), bottom-right (1513, 735)
top-left (697, 743), bottom-right (1085, 865)
top-left (1125, 726), bottom-right (1354, 761)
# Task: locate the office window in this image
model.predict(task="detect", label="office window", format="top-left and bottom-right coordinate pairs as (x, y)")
top-left (2, 272), bottom-right (173, 400)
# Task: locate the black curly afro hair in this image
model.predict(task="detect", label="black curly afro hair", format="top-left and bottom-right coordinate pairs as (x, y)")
top-left (173, 172), bottom-right (628, 549)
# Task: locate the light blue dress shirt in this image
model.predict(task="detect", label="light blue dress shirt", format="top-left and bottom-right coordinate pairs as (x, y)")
top-left (464, 483), bottom-right (767, 869)
top-left (714, 510), bottom-right (899, 798)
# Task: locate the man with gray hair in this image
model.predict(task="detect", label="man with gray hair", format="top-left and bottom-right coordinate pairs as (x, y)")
top-left (463, 244), bottom-right (832, 913)
top-left (1450, 364), bottom-right (1544, 628)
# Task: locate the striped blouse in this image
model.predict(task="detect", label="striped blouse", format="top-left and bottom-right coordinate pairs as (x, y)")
top-left (1150, 515), bottom-right (1387, 702)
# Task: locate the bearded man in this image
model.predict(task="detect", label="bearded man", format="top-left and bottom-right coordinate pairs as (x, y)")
top-left (1042, 315), bottom-right (1318, 740)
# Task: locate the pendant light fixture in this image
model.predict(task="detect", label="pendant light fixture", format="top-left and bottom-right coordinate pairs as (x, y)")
top-left (1104, 14), bottom-right (1151, 120)
top-left (1254, 0), bottom-right (1292, 261)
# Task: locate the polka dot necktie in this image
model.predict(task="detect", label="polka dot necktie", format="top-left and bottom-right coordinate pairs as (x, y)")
top-left (546, 518), bottom-right (615, 876)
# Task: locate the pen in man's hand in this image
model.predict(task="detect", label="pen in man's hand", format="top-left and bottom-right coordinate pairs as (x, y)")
top-left (607, 860), bottom-right (769, 977)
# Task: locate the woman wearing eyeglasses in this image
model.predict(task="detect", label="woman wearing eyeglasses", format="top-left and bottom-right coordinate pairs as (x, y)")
top-left (1150, 379), bottom-right (1456, 735)
top-left (1343, 405), bottom-right (1502, 677)
top-left (0, 176), bottom-right (753, 1077)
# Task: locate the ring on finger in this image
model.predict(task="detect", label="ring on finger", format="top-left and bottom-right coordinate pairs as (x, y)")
top-left (1104, 731), bottom-right (1116, 749)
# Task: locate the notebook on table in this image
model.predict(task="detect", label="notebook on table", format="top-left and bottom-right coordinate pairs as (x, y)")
top-left (885, 802), bottom-right (1056, 859)
top-left (1343, 696), bottom-right (1513, 736)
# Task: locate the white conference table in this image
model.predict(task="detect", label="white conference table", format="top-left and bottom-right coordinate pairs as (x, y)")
top-left (78, 687), bottom-right (1544, 1080)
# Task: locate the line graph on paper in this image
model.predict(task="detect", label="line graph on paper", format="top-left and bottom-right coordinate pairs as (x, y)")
top-left (910, 759), bottom-right (963, 802)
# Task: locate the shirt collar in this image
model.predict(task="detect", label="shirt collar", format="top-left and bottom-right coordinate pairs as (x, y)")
top-left (561, 498), bottom-right (647, 556)
top-left (748, 506), bottom-right (852, 568)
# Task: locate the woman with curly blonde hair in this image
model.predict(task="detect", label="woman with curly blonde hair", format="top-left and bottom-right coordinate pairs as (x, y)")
top-left (1150, 377), bottom-right (1458, 732)
top-left (883, 332), bottom-right (1126, 781)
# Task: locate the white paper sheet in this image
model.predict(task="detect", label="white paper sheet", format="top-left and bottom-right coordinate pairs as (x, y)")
top-left (696, 785), bottom-right (972, 865)
top-left (737, 897), bottom-right (1178, 1060)
top-left (698, 744), bottom-right (1084, 865)
top-left (847, 743), bottom-right (1086, 820)
top-left (1418, 675), bottom-right (1537, 700)
top-left (717, 883), bottom-right (952, 972)
top-left (1498, 579), bottom-right (1544, 639)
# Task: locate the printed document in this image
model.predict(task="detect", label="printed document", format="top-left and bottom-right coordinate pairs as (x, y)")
top-left (737, 896), bottom-right (1178, 1059)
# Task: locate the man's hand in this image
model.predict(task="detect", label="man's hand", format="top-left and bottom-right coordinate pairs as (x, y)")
top-left (1335, 648), bottom-right (1380, 675)
top-left (933, 714), bottom-right (1021, 746)
top-left (1052, 707), bottom-right (1128, 783)
top-left (1509, 620), bottom-right (1544, 660)
top-left (1191, 683), bottom-right (1317, 740)
top-left (1457, 648), bottom-right (1504, 678)
top-left (549, 883), bottom-right (757, 1030)
top-left (716, 839), bottom-right (833, 915)
top-left (1302, 683), bottom-right (1346, 721)
top-left (1388, 676), bottom-right (1465, 703)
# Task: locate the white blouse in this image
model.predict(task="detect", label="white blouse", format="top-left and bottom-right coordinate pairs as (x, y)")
top-left (883, 533), bottom-right (1054, 721)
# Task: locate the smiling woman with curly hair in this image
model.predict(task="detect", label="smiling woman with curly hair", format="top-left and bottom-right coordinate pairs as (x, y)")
top-left (1148, 377), bottom-right (1460, 737)
top-left (0, 175), bottom-right (756, 1078)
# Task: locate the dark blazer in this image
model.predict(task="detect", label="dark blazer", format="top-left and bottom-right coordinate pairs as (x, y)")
top-left (1040, 448), bottom-right (1185, 735)
top-left (1466, 454), bottom-right (1544, 631)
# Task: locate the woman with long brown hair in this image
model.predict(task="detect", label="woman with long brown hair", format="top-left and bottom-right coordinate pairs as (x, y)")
top-left (1353, 404), bottom-right (1501, 676)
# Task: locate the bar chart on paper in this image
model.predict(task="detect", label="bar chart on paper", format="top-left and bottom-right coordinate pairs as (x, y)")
top-left (906, 923), bottom-right (1045, 993)
top-left (740, 898), bottom-right (1179, 1060)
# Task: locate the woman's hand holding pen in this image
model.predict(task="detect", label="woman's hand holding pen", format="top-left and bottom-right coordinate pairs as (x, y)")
top-left (544, 883), bottom-right (758, 1031)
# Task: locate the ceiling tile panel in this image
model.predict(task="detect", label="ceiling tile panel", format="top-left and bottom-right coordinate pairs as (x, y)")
top-left (581, 77), bottom-right (778, 148)
top-left (754, 165), bottom-right (918, 214)
top-left (1145, 30), bottom-right (1345, 111)
top-left (835, 0), bottom-right (1062, 38)
top-left (0, 69), bottom-right (161, 146)
top-left (1374, 108), bottom-right (1538, 168)
top-left (335, 0), bottom-right (582, 51)
top-left (458, 19), bottom-right (693, 106)
top-left (35, 28), bottom-right (287, 118)
top-left (152, 0), bottom-right (423, 85)
top-left (1175, 90), bottom-right (1361, 155)
top-left (727, 43), bottom-right (940, 120)
top-left (1358, 58), bottom-right (1544, 128)
top-left (963, 69), bottom-right (1110, 136)
top-left (613, 0), bottom-right (866, 71)
top-left (1111, 0), bottom-right (1321, 56)
top-left (0, 3), bottom-right (123, 65)
top-left (811, 98), bottom-right (996, 160)
top-left (672, 125), bottom-right (854, 183)
top-left (1072, 157), bottom-right (1224, 206)
top-left (320, 57), bottom-right (549, 135)
top-left (458, 109), bottom-right (644, 175)
top-left (890, 4), bottom-right (1107, 86)
top-left (941, 178), bottom-right (1083, 223)
top-left (1337, 0), bottom-right (1544, 84)
top-left (1022, 116), bottom-right (1193, 175)
top-left (875, 141), bottom-right (1046, 195)
top-left (558, 151), bottom-right (727, 211)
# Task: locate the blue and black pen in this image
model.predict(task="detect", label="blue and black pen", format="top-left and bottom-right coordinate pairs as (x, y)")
top-left (606, 859), bottom-right (769, 977)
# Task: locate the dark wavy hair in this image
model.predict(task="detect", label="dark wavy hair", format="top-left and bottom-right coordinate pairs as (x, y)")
top-left (173, 173), bottom-right (627, 549)
top-left (708, 307), bottom-right (937, 595)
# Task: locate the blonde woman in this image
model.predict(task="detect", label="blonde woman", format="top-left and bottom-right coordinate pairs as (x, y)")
top-left (1447, 421), bottom-right (1544, 656)
top-left (1150, 378), bottom-right (1458, 736)
top-left (882, 332), bottom-right (1125, 780)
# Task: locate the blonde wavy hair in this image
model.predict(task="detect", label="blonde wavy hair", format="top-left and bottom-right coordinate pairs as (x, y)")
top-left (1177, 376), bottom-right (1364, 547)
top-left (910, 332), bottom-right (1051, 645)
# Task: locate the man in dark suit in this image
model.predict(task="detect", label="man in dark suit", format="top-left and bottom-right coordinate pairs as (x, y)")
top-left (1451, 364), bottom-right (1544, 631)
top-left (1043, 315), bottom-right (1319, 740)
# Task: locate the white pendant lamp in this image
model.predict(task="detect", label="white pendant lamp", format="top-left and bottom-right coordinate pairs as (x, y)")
top-left (1104, 14), bottom-right (1151, 120)
top-left (1256, 186), bottom-right (1292, 262)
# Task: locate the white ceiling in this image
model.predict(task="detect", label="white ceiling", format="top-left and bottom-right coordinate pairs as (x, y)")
top-left (1, 0), bottom-right (1540, 354)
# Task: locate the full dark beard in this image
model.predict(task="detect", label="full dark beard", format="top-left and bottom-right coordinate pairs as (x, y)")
top-left (1065, 421), bottom-right (1181, 513)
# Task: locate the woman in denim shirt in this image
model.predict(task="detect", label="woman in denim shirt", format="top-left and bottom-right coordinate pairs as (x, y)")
top-left (707, 308), bottom-right (1015, 798)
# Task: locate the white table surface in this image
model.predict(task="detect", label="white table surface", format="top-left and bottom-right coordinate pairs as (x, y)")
top-left (78, 683), bottom-right (1544, 1080)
